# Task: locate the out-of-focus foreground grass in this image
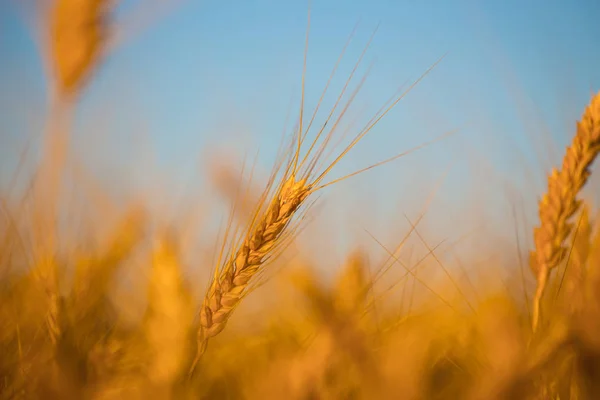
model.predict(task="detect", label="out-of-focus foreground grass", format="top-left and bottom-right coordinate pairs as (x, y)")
top-left (2, 1), bottom-right (600, 399)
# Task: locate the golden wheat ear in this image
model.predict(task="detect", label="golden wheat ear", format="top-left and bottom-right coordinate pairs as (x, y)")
top-left (531, 92), bottom-right (600, 333)
top-left (145, 235), bottom-right (194, 390)
top-left (333, 250), bottom-right (370, 315)
top-left (50, 0), bottom-right (112, 97)
top-left (188, 16), bottom-right (447, 378)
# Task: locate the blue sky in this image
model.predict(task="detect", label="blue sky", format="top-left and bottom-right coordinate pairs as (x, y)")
top-left (1, 0), bottom-right (600, 261)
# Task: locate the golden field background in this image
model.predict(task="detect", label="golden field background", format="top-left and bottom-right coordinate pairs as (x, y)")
top-left (1, 1), bottom-right (600, 399)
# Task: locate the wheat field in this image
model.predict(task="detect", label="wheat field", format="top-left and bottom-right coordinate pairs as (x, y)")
top-left (1, 1), bottom-right (600, 399)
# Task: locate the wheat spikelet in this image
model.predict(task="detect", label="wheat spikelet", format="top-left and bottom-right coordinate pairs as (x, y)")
top-left (50, 0), bottom-right (112, 96)
top-left (531, 92), bottom-right (600, 332)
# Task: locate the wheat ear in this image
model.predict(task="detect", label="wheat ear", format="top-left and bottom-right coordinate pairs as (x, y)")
top-left (186, 16), bottom-right (445, 376)
top-left (188, 175), bottom-right (310, 376)
top-left (146, 236), bottom-right (193, 391)
top-left (531, 92), bottom-right (600, 332)
top-left (50, 0), bottom-right (111, 96)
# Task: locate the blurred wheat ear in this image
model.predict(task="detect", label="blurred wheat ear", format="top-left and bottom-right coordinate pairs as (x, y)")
top-left (530, 92), bottom-right (600, 333)
top-left (50, 0), bottom-right (112, 97)
top-left (334, 250), bottom-right (370, 316)
top-left (144, 234), bottom-right (194, 394)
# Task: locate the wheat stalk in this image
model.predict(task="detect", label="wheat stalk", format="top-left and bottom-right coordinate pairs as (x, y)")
top-left (531, 92), bottom-right (600, 332)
